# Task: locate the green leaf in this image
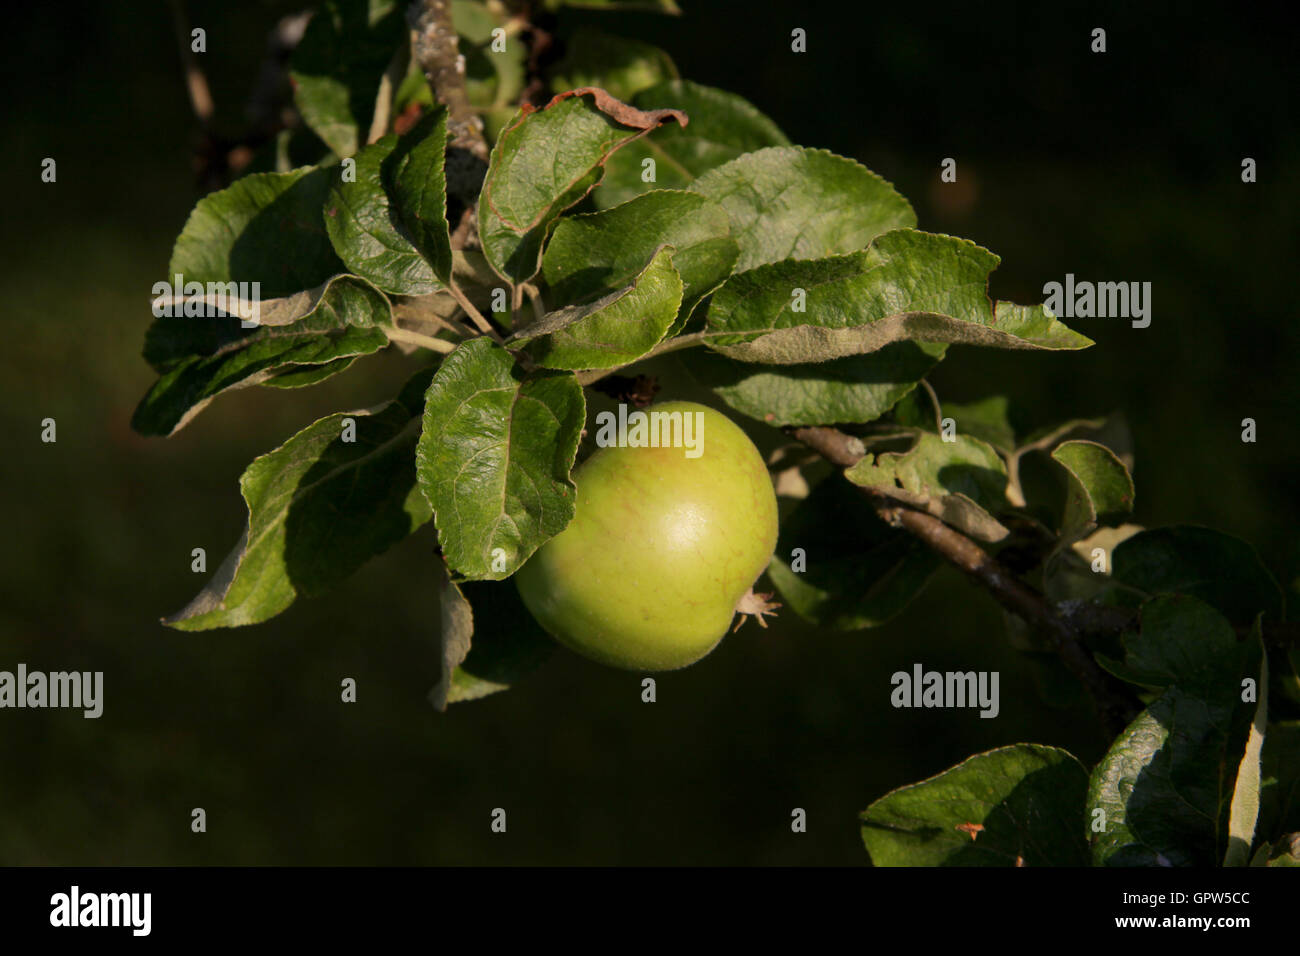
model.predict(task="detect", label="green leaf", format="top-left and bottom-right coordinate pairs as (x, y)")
top-left (1225, 632), bottom-right (1268, 866)
top-left (701, 231), bottom-right (1093, 364)
top-left (542, 190), bottom-right (737, 327)
top-left (593, 80), bottom-right (789, 209)
top-left (1258, 721), bottom-right (1300, 843)
top-left (164, 368), bottom-right (436, 630)
top-left (133, 276), bottom-right (392, 437)
top-left (416, 338), bottom-right (586, 580)
top-left (477, 90), bottom-right (687, 286)
top-left (849, 432), bottom-right (1008, 513)
top-left (432, 577), bottom-right (555, 708)
top-left (169, 167), bottom-right (344, 298)
top-left (510, 245), bottom-right (683, 369)
top-left (861, 744), bottom-right (1090, 867)
top-left (387, 107), bottom-right (454, 284)
top-left (1088, 596), bottom-right (1263, 865)
top-left (1266, 834), bottom-right (1300, 866)
top-left (681, 341), bottom-right (945, 428)
top-left (845, 432), bottom-right (1010, 542)
top-left (324, 132), bottom-right (445, 295)
top-left (691, 146), bottom-right (915, 272)
top-left (546, 0), bottom-right (681, 11)
top-left (1111, 526), bottom-right (1285, 624)
top-left (1050, 440), bottom-right (1135, 541)
top-left (766, 476), bottom-right (940, 630)
top-left (452, 0), bottom-right (526, 110)
top-left (549, 27), bottom-right (678, 102)
top-left (920, 395), bottom-right (1017, 454)
top-left (289, 0), bottom-right (406, 158)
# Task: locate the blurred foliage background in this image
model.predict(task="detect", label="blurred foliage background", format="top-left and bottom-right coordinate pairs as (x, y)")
top-left (1, 0), bottom-right (1295, 864)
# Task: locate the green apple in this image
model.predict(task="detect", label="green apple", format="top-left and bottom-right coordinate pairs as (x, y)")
top-left (515, 400), bottom-right (779, 671)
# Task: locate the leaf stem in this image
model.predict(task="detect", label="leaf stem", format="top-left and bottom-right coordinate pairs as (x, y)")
top-left (384, 326), bottom-right (458, 354)
top-left (448, 281), bottom-right (503, 342)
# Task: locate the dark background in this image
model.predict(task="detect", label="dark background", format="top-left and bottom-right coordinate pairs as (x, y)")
top-left (1, 0), bottom-right (1295, 864)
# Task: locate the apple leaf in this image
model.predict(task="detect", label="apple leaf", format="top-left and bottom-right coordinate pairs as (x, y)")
top-left (1050, 439), bottom-right (1135, 541)
top-left (1225, 632), bottom-right (1268, 866)
top-left (510, 245), bottom-right (683, 370)
top-left (432, 576), bottom-right (555, 709)
top-left (386, 107), bottom-right (454, 284)
top-left (548, 26), bottom-right (678, 103)
top-left (548, 0), bottom-right (681, 13)
top-left (416, 338), bottom-right (586, 580)
top-left (680, 341), bottom-right (946, 428)
top-left (1088, 596), bottom-right (1263, 865)
top-left (592, 79), bottom-right (790, 209)
top-left (1111, 526), bottom-right (1285, 624)
top-left (451, 0), bottom-right (526, 110)
top-left (169, 166), bottom-right (344, 298)
top-left (896, 394), bottom-right (1018, 454)
top-left (289, 0), bottom-right (406, 158)
top-left (845, 433), bottom-right (1010, 542)
top-left (701, 231), bottom-right (1093, 364)
top-left (164, 368), bottom-right (436, 630)
top-left (324, 130), bottom-right (446, 295)
top-left (766, 476), bottom-right (940, 630)
top-left (690, 146), bottom-right (915, 272)
top-left (477, 88), bottom-right (687, 286)
top-left (541, 190), bottom-right (737, 327)
top-left (861, 744), bottom-right (1091, 867)
top-left (1259, 721), bottom-right (1300, 844)
top-left (132, 275), bottom-right (392, 437)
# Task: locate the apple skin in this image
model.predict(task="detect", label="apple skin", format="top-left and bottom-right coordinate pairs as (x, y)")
top-left (515, 401), bottom-right (779, 671)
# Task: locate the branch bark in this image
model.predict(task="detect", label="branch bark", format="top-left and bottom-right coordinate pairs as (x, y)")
top-left (789, 424), bottom-right (1142, 736)
top-left (408, 0), bottom-right (489, 248)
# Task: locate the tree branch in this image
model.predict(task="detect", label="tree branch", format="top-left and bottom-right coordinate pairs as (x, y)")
top-left (789, 424), bottom-right (1142, 736)
top-left (409, 0), bottom-right (489, 249)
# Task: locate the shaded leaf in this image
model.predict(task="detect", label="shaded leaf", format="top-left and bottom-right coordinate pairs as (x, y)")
top-left (477, 89), bottom-right (687, 286)
top-left (432, 578), bottom-right (555, 708)
top-left (1111, 526), bottom-right (1285, 624)
top-left (681, 341), bottom-right (945, 428)
top-left (386, 107), bottom-right (454, 283)
top-left (593, 79), bottom-right (789, 209)
top-left (691, 146), bottom-right (915, 271)
top-left (1088, 596), bottom-right (1263, 865)
top-left (165, 368), bottom-right (436, 630)
top-left (542, 189), bottom-right (737, 326)
top-left (767, 476), bottom-right (940, 630)
top-left (861, 744), bottom-right (1090, 866)
top-left (1225, 631), bottom-right (1268, 866)
top-left (169, 166), bottom-right (344, 298)
top-left (416, 338), bottom-right (586, 580)
top-left (549, 26), bottom-right (678, 102)
top-left (547, 0), bottom-right (681, 11)
top-left (133, 276), bottom-right (392, 437)
top-left (452, 0), bottom-right (526, 109)
top-left (290, 0), bottom-right (406, 158)
top-left (1258, 721), bottom-right (1300, 843)
top-left (510, 245), bottom-right (683, 369)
